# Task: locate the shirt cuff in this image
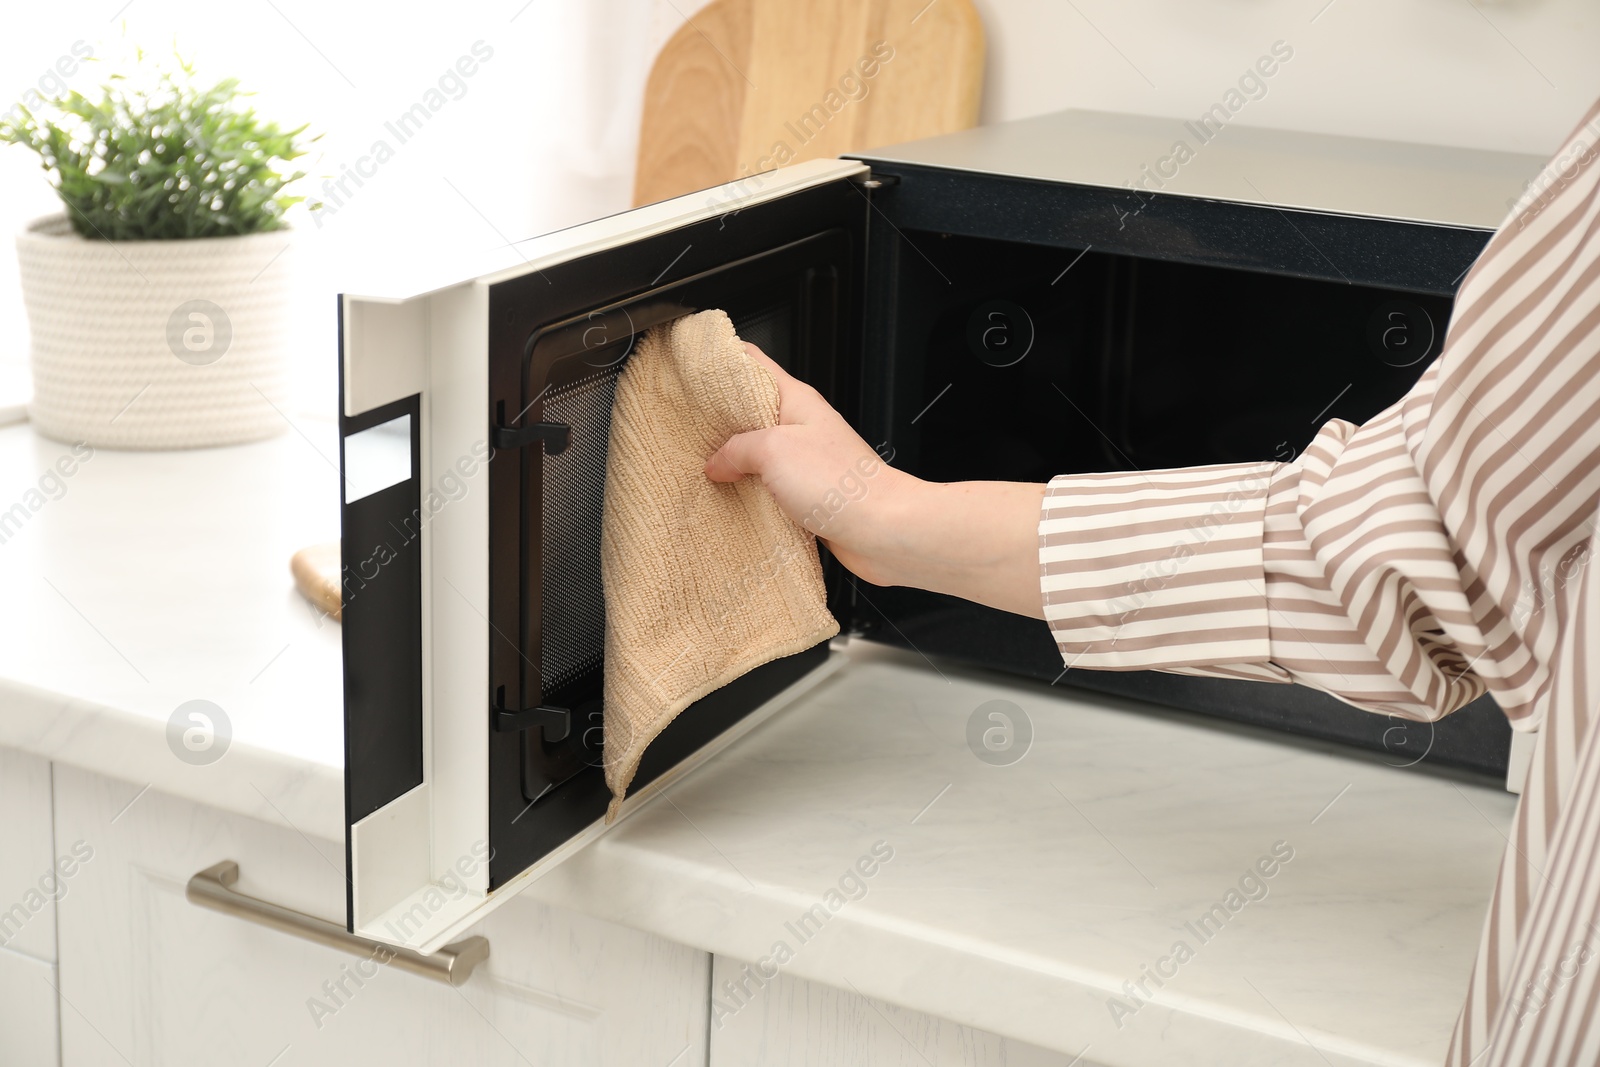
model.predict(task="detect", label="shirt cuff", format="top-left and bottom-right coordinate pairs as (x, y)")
top-left (1038, 462), bottom-right (1276, 670)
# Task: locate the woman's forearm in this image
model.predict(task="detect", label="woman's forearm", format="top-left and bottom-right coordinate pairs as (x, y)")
top-left (873, 477), bottom-right (1048, 620)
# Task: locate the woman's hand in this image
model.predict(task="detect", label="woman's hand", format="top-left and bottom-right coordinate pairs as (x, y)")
top-left (704, 343), bottom-right (1049, 620)
top-left (703, 343), bottom-right (915, 587)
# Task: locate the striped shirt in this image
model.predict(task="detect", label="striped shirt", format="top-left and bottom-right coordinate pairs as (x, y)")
top-left (1038, 98), bottom-right (1600, 1065)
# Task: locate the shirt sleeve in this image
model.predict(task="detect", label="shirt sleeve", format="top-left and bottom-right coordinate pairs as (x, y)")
top-left (1037, 461), bottom-right (1279, 673)
top-left (1039, 364), bottom-right (1493, 724)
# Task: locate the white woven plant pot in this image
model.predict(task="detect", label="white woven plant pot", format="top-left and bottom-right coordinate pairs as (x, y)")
top-left (16, 214), bottom-right (293, 449)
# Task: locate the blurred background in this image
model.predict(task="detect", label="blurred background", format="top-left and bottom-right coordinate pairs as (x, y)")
top-left (1, 0), bottom-right (1596, 421)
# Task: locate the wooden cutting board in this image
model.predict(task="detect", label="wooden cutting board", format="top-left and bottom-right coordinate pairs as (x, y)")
top-left (634, 0), bottom-right (984, 207)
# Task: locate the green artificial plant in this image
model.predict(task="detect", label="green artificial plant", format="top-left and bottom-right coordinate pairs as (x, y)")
top-left (0, 52), bottom-right (313, 240)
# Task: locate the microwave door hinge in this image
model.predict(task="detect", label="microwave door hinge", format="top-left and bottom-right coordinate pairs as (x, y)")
top-left (492, 420), bottom-right (571, 455)
top-left (493, 690), bottom-right (572, 743)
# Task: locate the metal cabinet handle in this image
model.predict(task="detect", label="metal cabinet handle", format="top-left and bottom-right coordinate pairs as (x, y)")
top-left (186, 860), bottom-right (489, 986)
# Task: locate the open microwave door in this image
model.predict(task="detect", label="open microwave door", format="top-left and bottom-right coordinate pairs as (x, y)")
top-left (338, 158), bottom-right (871, 952)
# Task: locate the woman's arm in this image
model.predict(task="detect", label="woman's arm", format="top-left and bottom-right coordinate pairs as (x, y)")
top-left (706, 337), bottom-right (1482, 726)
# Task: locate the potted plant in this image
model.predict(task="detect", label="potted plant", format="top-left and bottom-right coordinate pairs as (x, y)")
top-left (1, 55), bottom-right (312, 448)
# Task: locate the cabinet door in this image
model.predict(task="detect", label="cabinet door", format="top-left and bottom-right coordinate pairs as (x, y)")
top-left (0, 748), bottom-right (61, 1065)
top-left (52, 764), bottom-right (707, 1066)
top-left (707, 957), bottom-right (1090, 1067)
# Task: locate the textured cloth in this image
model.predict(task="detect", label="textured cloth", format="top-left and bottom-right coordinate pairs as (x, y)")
top-left (1039, 99), bottom-right (1600, 1064)
top-left (600, 309), bottom-right (838, 819)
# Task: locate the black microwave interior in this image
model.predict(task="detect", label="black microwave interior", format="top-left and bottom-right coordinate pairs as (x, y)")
top-left (849, 219), bottom-right (1511, 780)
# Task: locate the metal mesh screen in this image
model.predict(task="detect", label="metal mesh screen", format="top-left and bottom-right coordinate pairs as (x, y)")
top-left (538, 368), bottom-right (620, 695)
top-left (732, 302), bottom-right (793, 367)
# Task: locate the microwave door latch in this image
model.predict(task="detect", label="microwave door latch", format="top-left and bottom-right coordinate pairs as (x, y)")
top-left (492, 420), bottom-right (571, 455)
top-left (493, 690), bottom-right (573, 743)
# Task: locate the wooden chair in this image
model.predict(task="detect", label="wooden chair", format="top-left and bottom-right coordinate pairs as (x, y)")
top-left (633, 0), bottom-right (985, 207)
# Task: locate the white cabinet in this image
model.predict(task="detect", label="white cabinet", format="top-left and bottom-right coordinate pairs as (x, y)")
top-left (0, 747), bottom-right (61, 1065)
top-left (707, 957), bottom-right (1090, 1067)
top-left (0, 944), bottom-right (60, 1065)
top-left (7, 755), bottom-right (1113, 1067)
top-left (49, 763), bottom-right (709, 1066)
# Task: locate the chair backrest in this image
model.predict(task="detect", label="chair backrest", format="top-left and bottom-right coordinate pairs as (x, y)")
top-left (634, 0), bottom-right (984, 207)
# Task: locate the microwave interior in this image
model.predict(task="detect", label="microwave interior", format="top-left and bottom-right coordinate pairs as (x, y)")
top-left (854, 226), bottom-right (1510, 781)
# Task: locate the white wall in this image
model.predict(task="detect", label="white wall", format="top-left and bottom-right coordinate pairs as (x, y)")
top-left (1, 0), bottom-right (1595, 416)
top-left (971, 0), bottom-right (1598, 156)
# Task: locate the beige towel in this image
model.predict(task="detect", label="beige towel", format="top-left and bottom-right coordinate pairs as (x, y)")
top-left (600, 310), bottom-right (839, 819)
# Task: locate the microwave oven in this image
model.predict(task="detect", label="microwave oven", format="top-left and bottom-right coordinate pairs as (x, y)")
top-left (337, 109), bottom-right (1544, 950)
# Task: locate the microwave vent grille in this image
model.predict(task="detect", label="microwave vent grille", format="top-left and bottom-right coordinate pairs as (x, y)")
top-left (538, 367), bottom-right (620, 695)
top-left (732, 302), bottom-right (793, 366)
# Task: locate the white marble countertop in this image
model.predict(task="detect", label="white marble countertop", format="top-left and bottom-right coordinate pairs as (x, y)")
top-left (532, 640), bottom-right (1514, 1067)
top-left (0, 418), bottom-right (1515, 1066)
top-left (0, 420), bottom-right (345, 840)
